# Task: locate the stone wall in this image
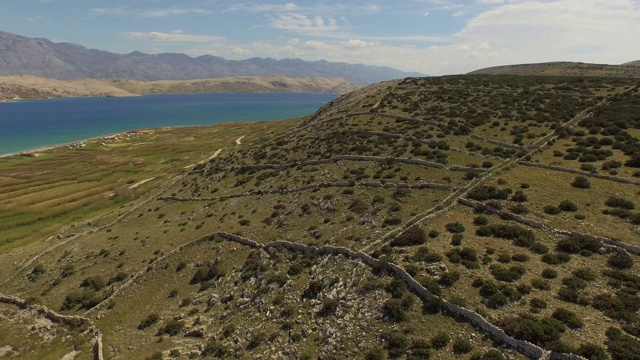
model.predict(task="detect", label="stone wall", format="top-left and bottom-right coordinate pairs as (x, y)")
top-left (458, 198), bottom-right (640, 256)
top-left (160, 180), bottom-right (449, 203)
top-left (0, 293), bottom-right (103, 360)
top-left (517, 161), bottom-right (640, 186)
top-left (214, 232), bottom-right (550, 359)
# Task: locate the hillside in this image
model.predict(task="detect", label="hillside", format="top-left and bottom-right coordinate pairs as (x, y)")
top-left (623, 60), bottom-right (640, 66)
top-left (469, 61), bottom-right (640, 78)
top-left (0, 31), bottom-right (422, 84)
top-left (0, 75), bottom-right (359, 101)
top-left (1, 74), bottom-right (640, 360)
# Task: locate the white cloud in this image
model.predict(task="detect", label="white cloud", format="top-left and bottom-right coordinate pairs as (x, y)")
top-left (125, 31), bottom-right (224, 43)
top-left (343, 39), bottom-right (379, 49)
top-left (92, 7), bottom-right (211, 18)
top-left (224, 2), bottom-right (298, 13)
top-left (269, 13), bottom-right (339, 34)
top-left (142, 7), bottom-right (212, 18)
top-left (129, 0), bottom-right (640, 76)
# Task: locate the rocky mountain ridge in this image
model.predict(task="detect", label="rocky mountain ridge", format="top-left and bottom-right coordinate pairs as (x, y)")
top-left (0, 31), bottom-right (422, 84)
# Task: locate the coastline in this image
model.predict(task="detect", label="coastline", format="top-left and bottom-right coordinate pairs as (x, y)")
top-left (0, 124), bottom-right (251, 160)
top-left (0, 129), bottom-right (160, 159)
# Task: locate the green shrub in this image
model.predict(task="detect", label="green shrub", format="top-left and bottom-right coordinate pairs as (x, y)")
top-left (390, 226), bottom-right (426, 247)
top-left (543, 205), bottom-right (562, 215)
top-left (468, 185), bottom-right (512, 201)
top-left (556, 235), bottom-right (601, 254)
top-left (158, 319), bottom-right (184, 336)
top-left (473, 216), bottom-right (489, 225)
top-left (572, 176), bottom-right (591, 189)
top-left (531, 278), bottom-right (551, 291)
top-left (489, 264), bottom-right (526, 282)
top-left (573, 268), bottom-right (597, 281)
top-left (303, 280), bottom-right (324, 299)
top-left (530, 298), bottom-right (547, 309)
top-left (202, 339), bottom-right (228, 357)
top-left (384, 332), bottom-right (409, 358)
top-left (606, 196), bottom-right (635, 210)
top-left (542, 268), bottom-right (558, 279)
top-left (451, 233), bottom-right (463, 246)
top-left (606, 327), bottom-right (640, 360)
top-left (476, 224), bottom-right (535, 247)
top-left (137, 313), bottom-right (160, 330)
top-left (190, 263), bottom-right (224, 284)
top-left (452, 338), bottom-right (473, 354)
top-left (364, 347), bottom-right (387, 360)
top-left (438, 271), bottom-right (460, 287)
top-left (575, 343), bottom-right (607, 360)
top-left (529, 242), bottom-right (549, 254)
top-left (608, 252), bottom-right (634, 269)
top-left (510, 191), bottom-right (528, 203)
top-left (445, 222), bottom-right (466, 233)
top-left (501, 314), bottom-right (565, 346)
top-left (430, 331), bottom-right (450, 350)
top-left (318, 298), bottom-right (339, 317)
top-left (558, 200), bottom-right (578, 212)
top-left (552, 308), bottom-right (584, 329)
top-left (287, 263), bottom-right (304, 276)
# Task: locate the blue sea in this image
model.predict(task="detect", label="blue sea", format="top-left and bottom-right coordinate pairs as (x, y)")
top-left (0, 92), bottom-right (338, 156)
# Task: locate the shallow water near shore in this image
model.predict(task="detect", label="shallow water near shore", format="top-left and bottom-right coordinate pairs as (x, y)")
top-left (0, 92), bottom-right (338, 155)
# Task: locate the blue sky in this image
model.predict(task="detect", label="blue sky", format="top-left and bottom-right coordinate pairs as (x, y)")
top-left (2, 0), bottom-right (639, 75)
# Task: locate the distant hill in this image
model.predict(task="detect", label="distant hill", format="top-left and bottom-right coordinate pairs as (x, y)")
top-left (0, 75), bottom-right (359, 101)
top-left (469, 61), bottom-right (640, 78)
top-left (0, 30), bottom-right (422, 84)
top-left (623, 60), bottom-right (640, 66)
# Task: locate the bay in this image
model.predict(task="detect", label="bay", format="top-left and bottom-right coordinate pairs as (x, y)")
top-left (0, 92), bottom-right (338, 156)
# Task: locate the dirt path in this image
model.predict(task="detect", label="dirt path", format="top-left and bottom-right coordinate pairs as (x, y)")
top-left (128, 177), bottom-right (155, 189)
top-left (235, 135), bottom-right (245, 145)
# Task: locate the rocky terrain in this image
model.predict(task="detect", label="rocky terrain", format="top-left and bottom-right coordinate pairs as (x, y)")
top-left (1, 71), bottom-right (640, 360)
top-left (0, 75), bottom-right (359, 102)
top-left (469, 61), bottom-right (640, 78)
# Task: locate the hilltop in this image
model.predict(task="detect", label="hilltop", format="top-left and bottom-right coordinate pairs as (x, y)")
top-left (469, 61), bottom-right (640, 78)
top-left (1, 72), bottom-right (640, 360)
top-left (0, 30), bottom-right (422, 85)
top-left (0, 75), bottom-right (360, 101)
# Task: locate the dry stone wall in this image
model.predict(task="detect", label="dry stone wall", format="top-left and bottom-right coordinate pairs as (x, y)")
top-left (213, 232), bottom-right (551, 359)
top-left (458, 198), bottom-right (640, 255)
top-left (517, 161), bottom-right (640, 186)
top-left (0, 293), bottom-right (104, 360)
top-left (160, 180), bottom-right (448, 202)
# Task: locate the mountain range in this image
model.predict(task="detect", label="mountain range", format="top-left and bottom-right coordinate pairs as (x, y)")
top-left (0, 31), bottom-right (422, 84)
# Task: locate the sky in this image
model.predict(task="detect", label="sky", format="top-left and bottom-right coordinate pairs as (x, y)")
top-left (1, 0), bottom-right (639, 75)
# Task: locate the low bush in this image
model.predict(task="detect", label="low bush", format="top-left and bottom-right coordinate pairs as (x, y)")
top-left (157, 319), bottom-right (185, 336)
top-left (552, 308), bottom-right (584, 329)
top-left (390, 226), bottom-right (426, 247)
top-left (572, 176), bottom-right (591, 189)
top-left (608, 252), bottom-right (634, 269)
top-left (137, 313), bottom-right (160, 330)
top-left (476, 224), bottom-right (535, 247)
top-left (558, 200), bottom-right (578, 212)
top-left (490, 264), bottom-right (526, 282)
top-left (431, 331), bottom-right (450, 350)
top-left (605, 196), bottom-right (635, 210)
top-left (501, 314), bottom-right (565, 346)
top-left (542, 268), bottom-right (558, 279)
top-left (452, 338), bottom-right (473, 354)
top-left (445, 222), bottom-right (466, 233)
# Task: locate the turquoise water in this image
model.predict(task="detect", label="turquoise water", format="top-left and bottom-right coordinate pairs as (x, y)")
top-left (0, 93), bottom-right (337, 155)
